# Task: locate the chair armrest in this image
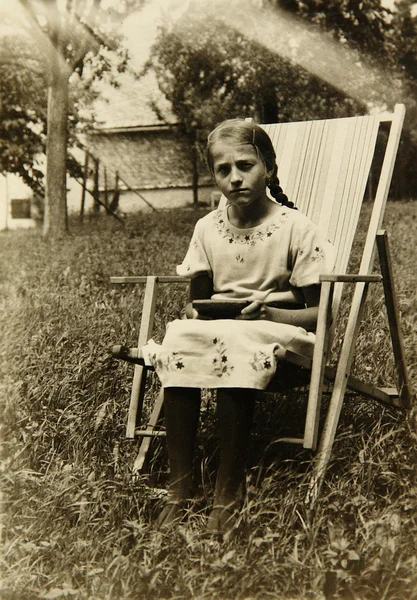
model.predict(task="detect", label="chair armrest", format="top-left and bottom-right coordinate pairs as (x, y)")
top-left (110, 275), bottom-right (189, 284)
top-left (111, 345), bottom-right (145, 365)
top-left (319, 274), bottom-right (382, 283)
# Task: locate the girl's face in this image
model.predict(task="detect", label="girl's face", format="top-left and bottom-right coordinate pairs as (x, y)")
top-left (210, 140), bottom-right (269, 209)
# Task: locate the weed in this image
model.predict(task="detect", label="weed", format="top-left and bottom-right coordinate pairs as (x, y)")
top-left (0, 203), bottom-right (416, 600)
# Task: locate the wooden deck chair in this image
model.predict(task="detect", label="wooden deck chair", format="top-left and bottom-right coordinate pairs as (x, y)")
top-left (111, 104), bottom-right (412, 501)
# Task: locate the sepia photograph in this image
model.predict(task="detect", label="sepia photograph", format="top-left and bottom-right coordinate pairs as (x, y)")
top-left (1, 1), bottom-right (416, 598)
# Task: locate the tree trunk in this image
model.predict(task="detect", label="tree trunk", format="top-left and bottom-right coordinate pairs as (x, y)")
top-left (80, 151), bottom-right (89, 221)
top-left (93, 158), bottom-right (100, 215)
top-left (261, 89), bottom-right (279, 124)
top-left (43, 69), bottom-right (69, 239)
top-left (191, 136), bottom-right (199, 206)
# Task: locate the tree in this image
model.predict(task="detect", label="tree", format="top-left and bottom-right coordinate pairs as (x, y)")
top-left (0, 31), bottom-right (47, 197)
top-left (391, 0), bottom-right (417, 123)
top-left (150, 0), bottom-right (417, 198)
top-left (276, 0), bottom-right (395, 58)
top-left (387, 0), bottom-right (417, 198)
top-left (150, 0), bottom-right (408, 138)
top-left (273, 0), bottom-right (417, 197)
top-left (149, 0), bottom-right (370, 201)
top-left (3, 0), bottom-right (140, 239)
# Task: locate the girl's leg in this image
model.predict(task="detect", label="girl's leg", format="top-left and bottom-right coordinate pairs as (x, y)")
top-left (156, 387), bottom-right (200, 529)
top-left (164, 386), bottom-right (201, 500)
top-left (207, 388), bottom-right (256, 535)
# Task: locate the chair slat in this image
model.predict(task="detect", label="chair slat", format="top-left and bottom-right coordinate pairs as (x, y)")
top-left (338, 115), bottom-right (380, 271)
top-left (260, 113), bottom-right (382, 321)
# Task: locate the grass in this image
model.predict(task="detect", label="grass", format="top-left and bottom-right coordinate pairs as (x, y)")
top-left (0, 201), bottom-right (416, 600)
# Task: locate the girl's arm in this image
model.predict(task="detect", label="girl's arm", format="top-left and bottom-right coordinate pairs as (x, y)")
top-left (184, 273), bottom-right (213, 319)
top-left (238, 284), bottom-right (321, 332)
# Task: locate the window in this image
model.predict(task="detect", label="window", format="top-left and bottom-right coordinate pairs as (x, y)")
top-left (11, 199), bottom-right (31, 219)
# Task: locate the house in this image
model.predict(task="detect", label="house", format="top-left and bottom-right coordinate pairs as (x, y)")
top-left (0, 169), bottom-right (95, 232)
top-left (0, 173), bottom-right (37, 231)
top-left (88, 70), bottom-right (215, 213)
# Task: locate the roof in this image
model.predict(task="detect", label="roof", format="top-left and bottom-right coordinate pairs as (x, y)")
top-left (93, 69), bottom-right (179, 132)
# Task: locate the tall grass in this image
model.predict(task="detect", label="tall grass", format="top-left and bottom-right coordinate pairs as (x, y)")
top-left (1, 202), bottom-right (416, 600)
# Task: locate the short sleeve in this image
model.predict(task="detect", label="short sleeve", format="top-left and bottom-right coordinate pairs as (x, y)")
top-left (176, 218), bottom-right (213, 279)
top-left (289, 217), bottom-right (335, 288)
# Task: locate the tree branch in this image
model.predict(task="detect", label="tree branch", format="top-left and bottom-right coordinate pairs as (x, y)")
top-left (18, 0), bottom-right (72, 81)
top-left (68, 11), bottom-right (101, 70)
top-left (18, 0), bottom-right (55, 77)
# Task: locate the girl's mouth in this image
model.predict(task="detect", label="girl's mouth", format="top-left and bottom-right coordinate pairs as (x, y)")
top-left (231, 188), bottom-right (249, 194)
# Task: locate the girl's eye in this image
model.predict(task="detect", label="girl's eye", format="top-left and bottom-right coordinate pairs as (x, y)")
top-left (216, 166), bottom-right (229, 175)
top-left (239, 162), bottom-right (253, 170)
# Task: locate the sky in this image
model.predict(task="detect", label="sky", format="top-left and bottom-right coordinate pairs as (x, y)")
top-left (121, 0), bottom-right (192, 68)
top-left (2, 0), bottom-right (416, 65)
top-left (121, 0), bottom-right (417, 70)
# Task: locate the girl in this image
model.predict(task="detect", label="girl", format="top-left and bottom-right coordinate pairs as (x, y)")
top-left (142, 119), bottom-right (334, 538)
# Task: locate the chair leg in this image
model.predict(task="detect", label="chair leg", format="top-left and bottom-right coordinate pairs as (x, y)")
top-left (130, 275), bottom-right (160, 470)
top-left (306, 281), bottom-right (371, 505)
top-left (303, 280), bottom-right (334, 450)
top-left (133, 388), bottom-right (165, 474)
top-left (376, 230), bottom-right (412, 409)
top-left (126, 365), bottom-right (147, 439)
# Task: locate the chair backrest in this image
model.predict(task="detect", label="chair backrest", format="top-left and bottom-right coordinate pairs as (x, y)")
top-left (219, 104), bottom-right (405, 318)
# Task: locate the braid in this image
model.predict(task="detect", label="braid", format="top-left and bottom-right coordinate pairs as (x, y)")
top-left (268, 164), bottom-right (296, 209)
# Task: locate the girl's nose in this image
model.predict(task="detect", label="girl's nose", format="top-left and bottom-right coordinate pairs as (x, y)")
top-left (230, 167), bottom-right (242, 184)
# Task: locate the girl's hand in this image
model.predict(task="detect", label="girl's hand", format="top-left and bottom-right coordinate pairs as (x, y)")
top-left (236, 300), bottom-right (272, 321)
top-left (185, 302), bottom-right (213, 320)
top-left (185, 303), bottom-right (199, 319)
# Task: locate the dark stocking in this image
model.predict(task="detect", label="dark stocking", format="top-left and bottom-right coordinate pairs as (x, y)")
top-left (206, 388), bottom-right (256, 536)
top-left (163, 387), bottom-right (201, 500)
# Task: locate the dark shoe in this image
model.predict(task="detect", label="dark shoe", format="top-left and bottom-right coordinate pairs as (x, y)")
top-left (155, 500), bottom-right (186, 532)
top-left (205, 502), bottom-right (241, 542)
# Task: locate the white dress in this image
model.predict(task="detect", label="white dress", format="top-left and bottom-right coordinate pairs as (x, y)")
top-left (142, 204), bottom-right (335, 390)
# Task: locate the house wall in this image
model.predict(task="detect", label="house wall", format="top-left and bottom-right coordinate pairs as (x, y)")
top-left (102, 184), bottom-right (219, 214)
top-left (0, 173), bottom-right (96, 229)
top-left (0, 174), bottom-right (36, 231)
top-left (67, 176), bottom-right (95, 215)
top-left (1, 126), bottom-right (216, 230)
top-left (89, 127), bottom-right (211, 191)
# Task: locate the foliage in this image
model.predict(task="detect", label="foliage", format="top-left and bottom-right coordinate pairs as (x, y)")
top-left (149, 0), bottom-right (410, 131)
top-left (275, 0), bottom-right (396, 61)
top-left (1, 202), bottom-right (416, 599)
top-left (390, 0), bottom-right (417, 136)
top-left (0, 0), bottom-right (141, 237)
top-left (150, 0), bottom-right (367, 143)
top-left (0, 33), bottom-right (47, 195)
top-left (0, 27), bottom-right (92, 196)
top-left (150, 0), bottom-right (417, 197)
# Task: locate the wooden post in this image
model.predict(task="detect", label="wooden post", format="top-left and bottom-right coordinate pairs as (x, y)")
top-left (104, 166), bottom-right (109, 210)
top-left (80, 151), bottom-right (89, 221)
top-left (93, 158), bottom-right (100, 216)
top-left (116, 173), bottom-right (156, 211)
top-left (109, 171), bottom-right (120, 213)
top-left (191, 133), bottom-right (199, 206)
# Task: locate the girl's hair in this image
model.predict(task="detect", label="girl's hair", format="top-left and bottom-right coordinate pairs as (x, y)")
top-left (206, 119), bottom-right (296, 209)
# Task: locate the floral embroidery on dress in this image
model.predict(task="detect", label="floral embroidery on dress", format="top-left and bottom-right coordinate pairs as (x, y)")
top-left (235, 254), bottom-right (244, 263)
top-left (311, 246), bottom-right (324, 262)
top-left (212, 337), bottom-right (234, 377)
top-left (213, 210), bottom-right (288, 246)
top-left (149, 351), bottom-right (185, 372)
top-left (250, 351), bottom-right (273, 372)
